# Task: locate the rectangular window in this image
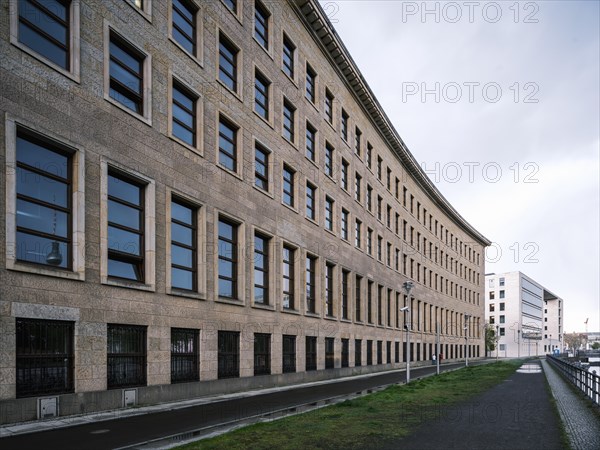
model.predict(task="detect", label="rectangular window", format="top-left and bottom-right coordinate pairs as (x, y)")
top-left (222, 0), bottom-right (237, 13)
top-left (367, 280), bottom-right (373, 323)
top-left (499, 290), bottom-right (505, 299)
top-left (500, 302), bottom-right (505, 311)
top-left (16, 318), bottom-right (74, 398)
top-left (283, 99), bottom-right (295, 143)
top-left (218, 331), bottom-right (240, 379)
top-left (341, 159), bottom-right (349, 191)
top-left (306, 182), bottom-right (316, 220)
top-left (306, 336), bottom-right (317, 371)
top-left (355, 127), bottom-right (362, 156)
top-left (355, 339), bottom-right (362, 366)
top-left (366, 185), bottom-right (373, 212)
top-left (355, 275), bottom-right (362, 321)
top-left (254, 143), bottom-right (269, 192)
top-left (108, 171), bottom-right (145, 282)
top-left (218, 217), bottom-right (238, 299)
top-left (171, 328), bottom-right (199, 383)
top-left (367, 228), bottom-right (373, 255)
top-left (377, 341), bottom-right (383, 364)
top-left (377, 195), bottom-right (382, 221)
top-left (355, 219), bottom-right (362, 248)
top-left (109, 31), bottom-right (145, 114)
top-left (306, 255), bottom-right (317, 313)
top-left (172, 80), bottom-right (197, 146)
top-left (218, 33), bottom-right (238, 91)
top-left (377, 236), bottom-right (383, 261)
top-left (172, 0), bottom-right (198, 55)
top-left (377, 286), bottom-right (383, 325)
top-left (377, 156), bottom-right (382, 180)
top-left (218, 116), bottom-right (238, 172)
top-left (386, 204), bottom-right (392, 228)
top-left (499, 315), bottom-right (505, 324)
top-left (254, 70), bottom-right (270, 120)
top-left (15, 131), bottom-right (72, 269)
top-left (386, 168), bottom-right (392, 190)
top-left (325, 196), bottom-right (334, 231)
top-left (355, 173), bottom-right (362, 202)
top-left (282, 335), bottom-right (296, 373)
top-left (306, 63), bottom-right (316, 103)
top-left (386, 341), bottom-right (392, 364)
top-left (395, 341), bottom-right (400, 363)
top-left (341, 209), bottom-right (349, 241)
top-left (254, 232), bottom-right (269, 305)
top-left (366, 340), bottom-right (373, 365)
top-left (366, 143), bottom-right (373, 169)
top-left (282, 34), bottom-right (295, 78)
top-left (282, 165), bottom-right (295, 207)
top-left (325, 262), bottom-right (334, 317)
top-left (107, 324), bottom-right (146, 388)
top-left (325, 89), bottom-right (334, 123)
top-left (325, 337), bottom-right (335, 369)
top-left (254, 333), bottom-right (271, 375)
top-left (17, 0), bottom-right (71, 70)
top-left (499, 277), bottom-right (505, 287)
top-left (254, 0), bottom-right (270, 49)
top-left (325, 142), bottom-right (334, 177)
top-left (282, 245), bottom-right (295, 309)
top-left (342, 269), bottom-right (349, 320)
top-left (341, 338), bottom-right (349, 368)
top-left (305, 122), bottom-right (316, 161)
top-left (171, 197), bottom-right (197, 291)
top-left (387, 242), bottom-right (392, 266)
top-left (341, 109), bottom-right (349, 141)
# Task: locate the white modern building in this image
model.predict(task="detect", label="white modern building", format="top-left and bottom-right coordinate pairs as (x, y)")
top-left (485, 272), bottom-right (564, 358)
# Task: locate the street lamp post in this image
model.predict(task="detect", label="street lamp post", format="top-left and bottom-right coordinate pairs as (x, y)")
top-left (402, 281), bottom-right (414, 385)
top-left (465, 314), bottom-right (471, 367)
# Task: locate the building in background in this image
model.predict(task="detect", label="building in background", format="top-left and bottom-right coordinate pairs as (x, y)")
top-left (485, 272), bottom-right (564, 357)
top-left (0, 0), bottom-right (490, 424)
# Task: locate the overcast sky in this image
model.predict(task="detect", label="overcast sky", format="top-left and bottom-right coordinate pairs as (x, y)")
top-left (322, 0), bottom-right (600, 333)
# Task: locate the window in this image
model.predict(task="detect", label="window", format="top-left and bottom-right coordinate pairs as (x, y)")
top-left (489, 291), bottom-right (495, 300)
top-left (306, 336), bottom-right (317, 371)
top-left (355, 127), bottom-right (362, 156)
top-left (107, 324), bottom-right (146, 388)
top-left (254, 1), bottom-right (270, 49)
top-left (341, 209), bottom-right (349, 241)
top-left (395, 341), bottom-right (400, 363)
top-left (325, 89), bottom-right (334, 123)
top-left (170, 197), bottom-right (197, 291)
top-left (341, 338), bottom-right (349, 368)
top-left (254, 143), bottom-right (269, 192)
top-left (367, 281), bottom-right (373, 323)
top-left (377, 156), bottom-right (383, 180)
top-left (282, 245), bottom-right (295, 309)
top-left (16, 318), bottom-right (74, 398)
top-left (499, 328), bottom-right (505, 336)
top-left (109, 30), bottom-right (146, 115)
top-left (355, 219), bottom-right (362, 248)
top-left (172, 80), bottom-right (197, 147)
top-left (387, 168), bottom-right (392, 190)
top-left (171, 328), bottom-right (199, 383)
top-left (283, 99), bottom-right (296, 143)
top-left (366, 185), bottom-right (373, 212)
top-left (325, 262), bottom-right (335, 317)
top-left (282, 34), bottom-right (295, 78)
top-left (14, 0), bottom-right (77, 74)
top-left (489, 316), bottom-right (495, 324)
top-left (107, 171), bottom-right (145, 282)
top-left (499, 290), bottom-right (505, 299)
top-left (218, 116), bottom-right (238, 172)
top-left (355, 339), bottom-right (362, 366)
top-left (342, 269), bottom-right (349, 320)
top-left (222, 0), bottom-right (237, 13)
top-left (387, 242), bottom-right (392, 266)
top-left (366, 340), bottom-right (373, 365)
top-left (218, 33), bottom-right (238, 92)
top-left (306, 182), bottom-right (316, 220)
top-left (325, 142), bottom-right (334, 177)
top-left (305, 122), bottom-right (316, 161)
top-left (355, 173), bottom-right (362, 202)
top-left (367, 228), bottom-right (373, 255)
top-left (172, 0), bottom-right (198, 55)
top-left (325, 197), bottom-right (334, 231)
top-left (366, 143), bottom-right (373, 169)
top-left (341, 109), bottom-right (349, 141)
top-left (386, 204), bottom-right (392, 228)
top-left (282, 165), bottom-right (295, 207)
top-left (377, 195), bottom-right (382, 221)
top-left (218, 331), bottom-right (240, 379)
top-left (325, 338), bottom-right (335, 369)
top-left (386, 341), bottom-right (392, 364)
top-left (306, 63), bottom-right (316, 103)
top-left (500, 302), bottom-right (505, 311)
top-left (341, 159), bottom-right (349, 191)
top-left (499, 315), bottom-right (505, 324)
top-left (488, 278), bottom-right (495, 288)
top-left (282, 335), bottom-right (296, 373)
top-left (306, 255), bottom-right (317, 313)
top-left (489, 303), bottom-right (495, 312)
top-left (14, 132), bottom-right (72, 269)
top-left (218, 217), bottom-right (238, 299)
top-left (499, 277), bottom-right (505, 287)
top-left (377, 286), bottom-right (383, 325)
top-left (254, 232), bottom-right (269, 305)
top-left (254, 70), bottom-right (270, 120)
top-left (377, 341), bottom-right (383, 364)
top-left (254, 333), bottom-right (271, 375)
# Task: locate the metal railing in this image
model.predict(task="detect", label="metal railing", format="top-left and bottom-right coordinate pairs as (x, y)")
top-left (547, 355), bottom-right (599, 406)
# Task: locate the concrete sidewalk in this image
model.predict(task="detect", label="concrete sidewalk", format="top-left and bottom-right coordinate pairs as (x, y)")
top-left (387, 360), bottom-right (565, 450)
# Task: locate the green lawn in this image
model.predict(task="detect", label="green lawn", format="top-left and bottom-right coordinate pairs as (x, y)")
top-left (178, 360), bottom-right (522, 450)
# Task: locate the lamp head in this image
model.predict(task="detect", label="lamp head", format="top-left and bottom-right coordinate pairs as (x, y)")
top-left (402, 281), bottom-right (414, 296)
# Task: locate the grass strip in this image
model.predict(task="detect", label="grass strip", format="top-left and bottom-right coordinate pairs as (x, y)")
top-left (178, 360), bottom-right (521, 450)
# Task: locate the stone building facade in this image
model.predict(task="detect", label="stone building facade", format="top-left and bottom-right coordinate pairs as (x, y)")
top-left (0, 0), bottom-right (490, 424)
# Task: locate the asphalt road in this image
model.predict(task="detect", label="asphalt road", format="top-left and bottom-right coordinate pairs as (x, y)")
top-left (0, 361), bottom-right (484, 450)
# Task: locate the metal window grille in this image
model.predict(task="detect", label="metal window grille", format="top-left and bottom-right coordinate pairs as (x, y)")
top-left (218, 331), bottom-right (239, 379)
top-left (355, 339), bottom-right (362, 367)
top-left (341, 339), bottom-right (349, 368)
top-left (305, 336), bottom-right (317, 371)
top-left (377, 341), bottom-right (383, 364)
top-left (253, 333), bottom-right (271, 376)
top-left (171, 328), bottom-right (199, 383)
top-left (16, 318), bottom-right (74, 398)
top-left (325, 338), bottom-right (335, 369)
top-left (387, 341), bottom-right (392, 364)
top-left (282, 335), bottom-right (296, 373)
top-left (367, 340), bottom-right (373, 365)
top-left (107, 324), bottom-right (147, 389)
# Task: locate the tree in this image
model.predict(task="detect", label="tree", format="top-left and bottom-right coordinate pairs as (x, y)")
top-left (591, 342), bottom-right (600, 350)
top-left (563, 333), bottom-right (587, 351)
top-left (485, 324), bottom-right (497, 356)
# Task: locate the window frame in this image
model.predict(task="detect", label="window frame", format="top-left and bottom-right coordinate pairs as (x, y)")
top-left (305, 62), bottom-right (317, 104)
top-left (253, 0), bottom-right (271, 51)
top-left (282, 334), bottom-right (296, 373)
top-left (305, 253), bottom-right (318, 314)
top-left (217, 30), bottom-right (243, 98)
top-left (215, 213), bottom-right (244, 302)
top-left (253, 333), bottom-right (271, 376)
top-left (305, 180), bottom-right (317, 222)
top-left (282, 163), bottom-right (297, 210)
top-left (218, 330), bottom-right (240, 379)
top-left (282, 243), bottom-right (297, 311)
top-left (169, 0), bottom-right (203, 63)
top-left (282, 32), bottom-right (296, 82)
top-left (216, 113), bottom-right (243, 178)
top-left (170, 327), bottom-right (200, 383)
top-left (253, 139), bottom-right (273, 195)
top-left (252, 229), bottom-right (273, 307)
top-left (254, 66), bottom-right (272, 124)
top-left (282, 97), bottom-right (297, 145)
top-left (107, 324), bottom-right (147, 389)
top-left (168, 76), bottom-right (203, 155)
